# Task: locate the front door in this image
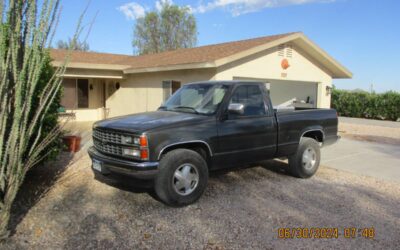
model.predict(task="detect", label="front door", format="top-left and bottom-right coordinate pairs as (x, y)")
top-left (214, 84), bottom-right (277, 167)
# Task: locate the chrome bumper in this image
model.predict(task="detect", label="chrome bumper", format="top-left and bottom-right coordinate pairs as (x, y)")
top-left (88, 146), bottom-right (158, 179)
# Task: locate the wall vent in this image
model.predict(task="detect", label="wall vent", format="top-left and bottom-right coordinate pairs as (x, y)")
top-left (277, 44), bottom-right (293, 58)
top-left (278, 44), bottom-right (285, 57)
top-left (286, 44), bottom-right (293, 58)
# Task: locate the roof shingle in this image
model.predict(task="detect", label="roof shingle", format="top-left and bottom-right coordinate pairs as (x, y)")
top-left (50, 32), bottom-right (297, 70)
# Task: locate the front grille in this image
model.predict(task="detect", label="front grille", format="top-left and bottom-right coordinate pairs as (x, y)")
top-left (93, 138), bottom-right (123, 156)
top-left (93, 129), bottom-right (122, 144)
top-left (93, 128), bottom-right (126, 156)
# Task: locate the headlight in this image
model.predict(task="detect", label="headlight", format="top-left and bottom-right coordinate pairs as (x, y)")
top-left (122, 148), bottom-right (141, 157)
top-left (122, 135), bottom-right (145, 146)
top-left (121, 135), bottom-right (133, 144)
top-left (121, 134), bottom-right (149, 160)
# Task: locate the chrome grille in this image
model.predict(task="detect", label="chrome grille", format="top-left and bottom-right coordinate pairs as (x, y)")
top-left (93, 138), bottom-right (123, 156)
top-left (93, 129), bottom-right (122, 144)
top-left (93, 128), bottom-right (125, 156)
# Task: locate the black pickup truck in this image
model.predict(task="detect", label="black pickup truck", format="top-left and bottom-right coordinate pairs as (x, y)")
top-left (89, 81), bottom-right (339, 206)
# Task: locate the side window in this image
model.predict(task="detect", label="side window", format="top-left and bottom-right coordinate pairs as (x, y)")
top-left (77, 79), bottom-right (89, 108)
top-left (229, 85), bottom-right (266, 116)
top-left (60, 78), bottom-right (89, 109)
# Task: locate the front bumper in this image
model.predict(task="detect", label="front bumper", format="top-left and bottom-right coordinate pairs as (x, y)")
top-left (88, 146), bottom-right (159, 179)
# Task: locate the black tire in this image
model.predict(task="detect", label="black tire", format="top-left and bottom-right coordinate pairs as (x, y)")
top-left (154, 149), bottom-right (208, 207)
top-left (288, 137), bottom-right (321, 178)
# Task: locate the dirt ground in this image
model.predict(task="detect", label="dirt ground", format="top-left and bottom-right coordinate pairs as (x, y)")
top-left (339, 122), bottom-right (400, 145)
top-left (1, 151), bottom-right (400, 249)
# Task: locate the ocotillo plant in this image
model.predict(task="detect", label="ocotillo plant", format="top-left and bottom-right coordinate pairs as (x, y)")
top-left (0, 0), bottom-right (82, 239)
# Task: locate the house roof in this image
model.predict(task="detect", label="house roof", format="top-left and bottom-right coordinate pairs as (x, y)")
top-left (51, 32), bottom-right (352, 78)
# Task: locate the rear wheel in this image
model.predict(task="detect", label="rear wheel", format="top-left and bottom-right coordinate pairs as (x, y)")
top-left (154, 149), bottom-right (208, 206)
top-left (288, 137), bottom-right (320, 178)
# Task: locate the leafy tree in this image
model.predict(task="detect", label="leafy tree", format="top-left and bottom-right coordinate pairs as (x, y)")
top-left (0, 0), bottom-right (81, 239)
top-left (56, 38), bottom-right (90, 51)
top-left (132, 2), bottom-right (197, 55)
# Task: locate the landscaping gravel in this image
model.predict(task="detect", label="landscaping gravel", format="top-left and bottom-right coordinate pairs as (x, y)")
top-left (1, 152), bottom-right (399, 249)
top-left (339, 119), bottom-right (400, 145)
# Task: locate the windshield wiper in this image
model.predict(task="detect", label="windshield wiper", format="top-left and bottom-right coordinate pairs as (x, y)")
top-left (171, 106), bottom-right (199, 114)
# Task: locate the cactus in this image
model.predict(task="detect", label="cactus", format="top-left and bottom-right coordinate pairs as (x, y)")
top-left (0, 0), bottom-right (84, 239)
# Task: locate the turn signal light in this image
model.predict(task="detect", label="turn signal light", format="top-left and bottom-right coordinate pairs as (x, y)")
top-left (140, 149), bottom-right (149, 160)
top-left (140, 135), bottom-right (148, 147)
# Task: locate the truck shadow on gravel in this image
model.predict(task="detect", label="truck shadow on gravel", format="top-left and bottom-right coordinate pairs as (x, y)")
top-left (93, 159), bottom-right (292, 204)
top-left (4, 158), bottom-right (400, 249)
top-left (209, 159), bottom-right (290, 178)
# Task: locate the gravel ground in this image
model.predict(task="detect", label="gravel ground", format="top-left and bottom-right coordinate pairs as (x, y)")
top-left (339, 120), bottom-right (400, 145)
top-left (1, 152), bottom-right (400, 249)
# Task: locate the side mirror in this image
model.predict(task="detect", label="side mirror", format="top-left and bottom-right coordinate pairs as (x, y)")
top-left (228, 103), bottom-right (244, 115)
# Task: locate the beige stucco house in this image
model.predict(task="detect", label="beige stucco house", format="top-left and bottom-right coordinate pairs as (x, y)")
top-left (51, 32), bottom-right (352, 121)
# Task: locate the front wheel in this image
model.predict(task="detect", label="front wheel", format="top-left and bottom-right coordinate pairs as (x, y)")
top-left (154, 149), bottom-right (208, 206)
top-left (288, 137), bottom-right (321, 178)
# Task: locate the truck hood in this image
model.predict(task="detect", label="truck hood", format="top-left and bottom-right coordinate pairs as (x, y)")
top-left (94, 111), bottom-right (207, 133)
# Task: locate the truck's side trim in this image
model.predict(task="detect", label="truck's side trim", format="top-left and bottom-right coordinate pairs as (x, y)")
top-left (158, 140), bottom-right (213, 160)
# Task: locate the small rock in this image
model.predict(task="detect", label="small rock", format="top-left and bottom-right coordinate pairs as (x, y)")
top-left (136, 220), bottom-right (145, 226)
top-left (143, 232), bottom-right (151, 239)
top-left (34, 228), bottom-right (42, 238)
top-left (207, 239), bottom-right (216, 245)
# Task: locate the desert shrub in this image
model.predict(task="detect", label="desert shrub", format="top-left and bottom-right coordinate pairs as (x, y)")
top-left (31, 52), bottom-right (64, 161)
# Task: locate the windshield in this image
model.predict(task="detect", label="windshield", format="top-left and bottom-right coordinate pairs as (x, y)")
top-left (160, 83), bottom-right (229, 115)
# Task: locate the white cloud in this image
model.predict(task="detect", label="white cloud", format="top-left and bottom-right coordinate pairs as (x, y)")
top-left (117, 2), bottom-right (146, 20)
top-left (156, 0), bottom-right (174, 12)
top-left (193, 0), bottom-right (336, 16)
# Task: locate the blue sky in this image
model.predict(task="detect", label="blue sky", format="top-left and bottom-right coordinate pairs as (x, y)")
top-left (53, 0), bottom-right (400, 92)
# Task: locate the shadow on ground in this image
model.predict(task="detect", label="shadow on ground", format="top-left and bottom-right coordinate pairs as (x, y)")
top-left (2, 157), bottom-right (400, 249)
top-left (7, 152), bottom-right (74, 236)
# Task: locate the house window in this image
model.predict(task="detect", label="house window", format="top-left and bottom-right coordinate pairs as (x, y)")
top-left (77, 79), bottom-right (89, 108)
top-left (162, 80), bottom-right (181, 102)
top-left (60, 78), bottom-right (89, 109)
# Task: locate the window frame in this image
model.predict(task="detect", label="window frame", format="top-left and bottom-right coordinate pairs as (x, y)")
top-left (77, 79), bottom-right (89, 109)
top-left (60, 78), bottom-right (90, 109)
top-left (223, 84), bottom-right (270, 120)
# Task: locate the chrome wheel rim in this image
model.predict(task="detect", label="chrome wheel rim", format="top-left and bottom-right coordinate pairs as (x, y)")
top-left (172, 164), bottom-right (199, 196)
top-left (302, 147), bottom-right (317, 170)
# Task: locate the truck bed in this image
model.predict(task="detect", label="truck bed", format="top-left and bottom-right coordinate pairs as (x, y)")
top-left (274, 108), bottom-right (339, 157)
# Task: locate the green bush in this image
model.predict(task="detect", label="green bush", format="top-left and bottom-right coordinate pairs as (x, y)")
top-left (331, 88), bottom-right (400, 121)
top-left (30, 51), bottom-right (64, 161)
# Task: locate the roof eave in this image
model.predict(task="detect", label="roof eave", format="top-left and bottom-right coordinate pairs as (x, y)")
top-left (123, 61), bottom-right (217, 74)
top-left (294, 33), bottom-right (353, 79)
top-left (52, 61), bottom-right (129, 71)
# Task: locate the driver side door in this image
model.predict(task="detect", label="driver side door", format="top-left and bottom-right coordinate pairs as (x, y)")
top-left (214, 84), bottom-right (277, 167)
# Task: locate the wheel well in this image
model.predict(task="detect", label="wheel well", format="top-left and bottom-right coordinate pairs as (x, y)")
top-left (302, 130), bottom-right (324, 142)
top-left (159, 143), bottom-right (212, 165)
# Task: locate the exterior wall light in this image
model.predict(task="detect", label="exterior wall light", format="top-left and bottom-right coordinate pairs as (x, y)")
top-left (326, 86), bottom-right (333, 95)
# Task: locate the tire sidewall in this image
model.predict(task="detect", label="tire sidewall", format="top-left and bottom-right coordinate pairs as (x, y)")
top-left (155, 149), bottom-right (208, 206)
top-left (291, 138), bottom-right (321, 178)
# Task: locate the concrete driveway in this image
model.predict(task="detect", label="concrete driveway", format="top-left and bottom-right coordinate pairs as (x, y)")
top-left (321, 137), bottom-right (400, 183)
